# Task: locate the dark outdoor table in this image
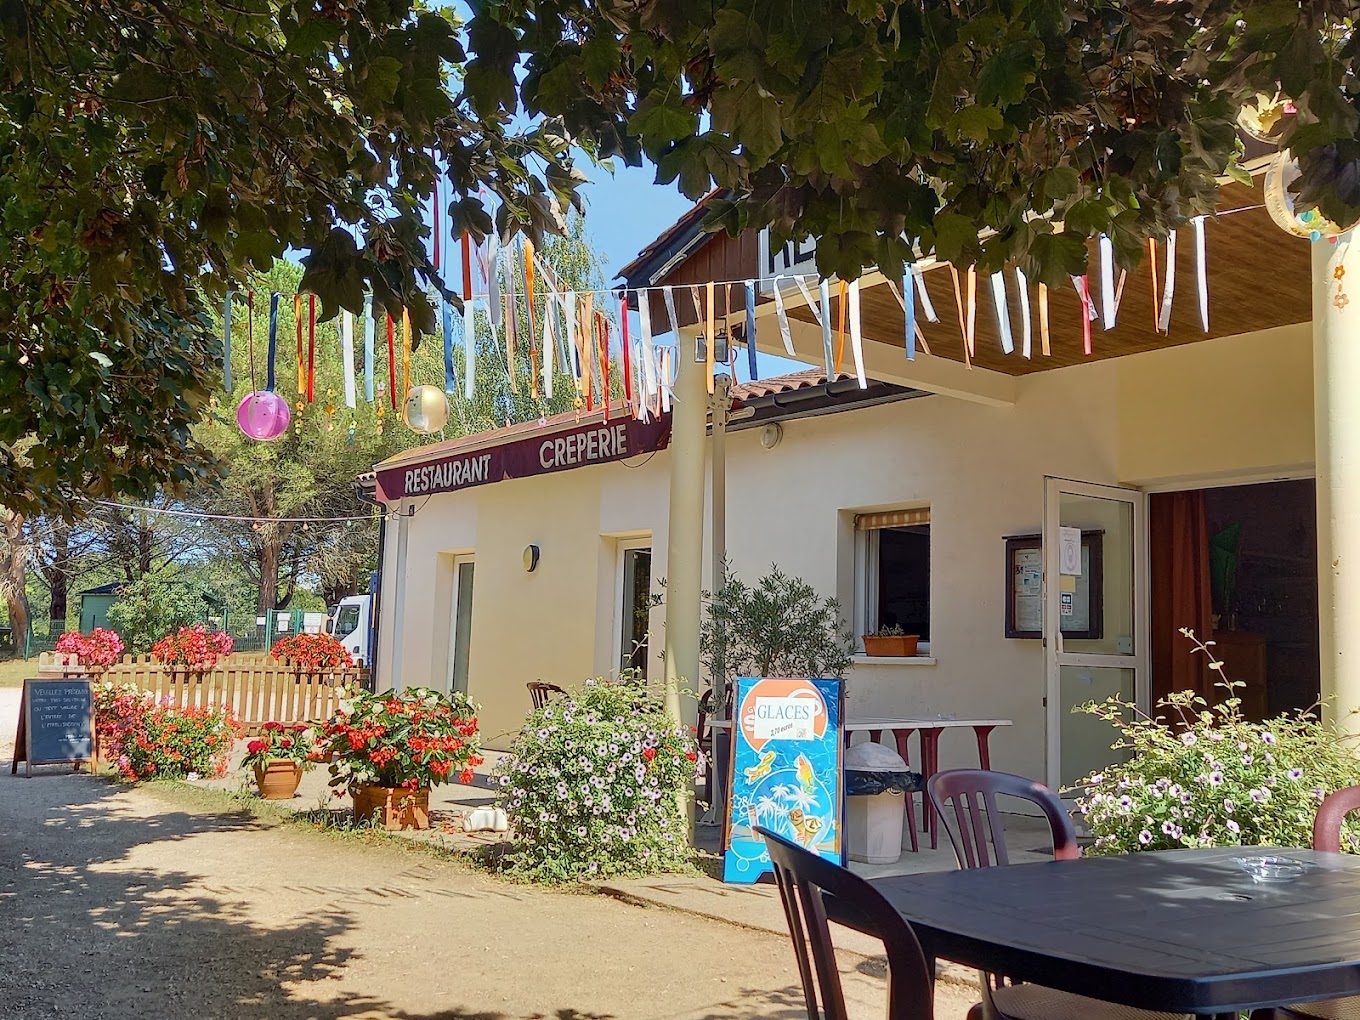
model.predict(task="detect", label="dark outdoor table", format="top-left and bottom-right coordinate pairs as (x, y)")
top-left (825, 847), bottom-right (1360, 1016)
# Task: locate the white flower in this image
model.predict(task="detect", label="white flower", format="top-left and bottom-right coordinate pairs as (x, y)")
top-left (1227, 820), bottom-right (1241, 834)
top-left (1181, 732), bottom-right (1198, 746)
top-left (1138, 830), bottom-right (1153, 845)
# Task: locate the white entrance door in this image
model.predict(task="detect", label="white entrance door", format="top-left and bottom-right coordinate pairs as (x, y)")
top-left (1043, 477), bottom-right (1148, 791)
top-left (445, 557), bottom-right (475, 696)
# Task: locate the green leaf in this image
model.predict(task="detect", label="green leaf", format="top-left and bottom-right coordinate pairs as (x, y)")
top-left (362, 56), bottom-right (403, 104)
top-left (949, 105), bottom-right (1003, 143)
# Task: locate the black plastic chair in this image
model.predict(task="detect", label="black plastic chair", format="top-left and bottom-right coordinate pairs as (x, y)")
top-left (927, 770), bottom-right (1188, 1020)
top-left (758, 826), bottom-right (936, 1020)
top-left (1251, 785), bottom-right (1360, 1020)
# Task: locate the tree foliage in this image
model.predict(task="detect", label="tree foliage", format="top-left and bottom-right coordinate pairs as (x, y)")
top-left (470, 0), bottom-right (1360, 283)
top-left (0, 0), bottom-right (588, 514)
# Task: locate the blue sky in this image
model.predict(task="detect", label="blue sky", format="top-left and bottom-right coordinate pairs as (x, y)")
top-left (575, 160), bottom-right (692, 284)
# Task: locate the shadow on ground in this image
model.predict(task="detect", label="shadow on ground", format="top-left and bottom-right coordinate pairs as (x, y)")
top-left (0, 766), bottom-right (836, 1019)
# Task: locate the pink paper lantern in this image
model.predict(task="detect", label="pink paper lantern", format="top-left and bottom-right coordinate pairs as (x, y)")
top-left (236, 391), bottom-right (291, 441)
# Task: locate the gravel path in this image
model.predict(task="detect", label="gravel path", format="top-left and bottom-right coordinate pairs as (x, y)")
top-left (0, 754), bottom-right (979, 1018)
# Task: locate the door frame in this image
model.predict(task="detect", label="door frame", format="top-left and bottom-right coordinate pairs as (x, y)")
top-left (1043, 476), bottom-right (1149, 790)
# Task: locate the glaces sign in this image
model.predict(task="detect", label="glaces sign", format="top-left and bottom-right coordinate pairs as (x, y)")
top-left (376, 416), bottom-right (672, 500)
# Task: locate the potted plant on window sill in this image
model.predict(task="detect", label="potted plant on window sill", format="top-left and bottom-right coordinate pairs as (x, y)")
top-left (242, 722), bottom-right (323, 799)
top-left (862, 625), bottom-right (920, 657)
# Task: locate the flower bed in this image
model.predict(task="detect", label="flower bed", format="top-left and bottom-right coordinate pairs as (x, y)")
top-left (93, 680), bottom-right (146, 761)
top-left (114, 700), bottom-right (238, 781)
top-left (151, 625), bottom-right (233, 671)
top-left (494, 673), bottom-right (699, 882)
top-left (1076, 630), bottom-right (1360, 853)
top-left (271, 632), bottom-right (353, 671)
top-left (324, 686), bottom-right (482, 792)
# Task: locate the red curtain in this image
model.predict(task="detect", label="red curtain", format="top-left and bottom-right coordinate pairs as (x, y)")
top-left (1150, 490), bottom-right (1215, 706)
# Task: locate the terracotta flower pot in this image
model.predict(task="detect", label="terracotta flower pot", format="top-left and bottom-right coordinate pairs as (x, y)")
top-left (352, 784), bottom-right (431, 830)
top-left (253, 759), bottom-right (304, 800)
top-left (862, 635), bottom-right (921, 657)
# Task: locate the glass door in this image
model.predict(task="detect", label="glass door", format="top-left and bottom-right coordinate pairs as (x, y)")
top-left (446, 558), bottom-right (475, 695)
top-left (1044, 478), bottom-right (1148, 791)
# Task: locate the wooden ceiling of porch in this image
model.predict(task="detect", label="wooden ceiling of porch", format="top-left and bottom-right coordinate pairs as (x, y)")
top-left (642, 179), bottom-right (1313, 377)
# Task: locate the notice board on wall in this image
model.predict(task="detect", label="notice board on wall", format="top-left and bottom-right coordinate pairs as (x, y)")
top-left (11, 677), bottom-right (95, 777)
top-left (722, 676), bottom-right (844, 884)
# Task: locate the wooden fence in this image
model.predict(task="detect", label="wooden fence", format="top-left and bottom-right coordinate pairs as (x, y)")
top-left (37, 652), bottom-right (370, 733)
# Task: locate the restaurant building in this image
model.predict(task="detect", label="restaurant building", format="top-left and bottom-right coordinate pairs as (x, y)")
top-left (370, 167), bottom-right (1350, 792)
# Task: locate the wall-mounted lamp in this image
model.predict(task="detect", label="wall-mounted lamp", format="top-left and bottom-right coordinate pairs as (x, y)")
top-left (695, 330), bottom-right (730, 365)
top-left (522, 544), bottom-right (541, 573)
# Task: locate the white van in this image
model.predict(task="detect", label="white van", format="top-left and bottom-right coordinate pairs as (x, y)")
top-left (328, 594), bottom-right (372, 666)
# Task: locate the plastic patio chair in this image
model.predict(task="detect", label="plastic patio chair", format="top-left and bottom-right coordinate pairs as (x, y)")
top-left (757, 826), bottom-right (935, 1020)
top-left (927, 769), bottom-right (1190, 1020)
top-left (1250, 784), bottom-right (1360, 1020)
top-left (526, 681), bottom-right (566, 711)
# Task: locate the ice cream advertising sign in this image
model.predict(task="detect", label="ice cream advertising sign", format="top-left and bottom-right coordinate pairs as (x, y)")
top-left (723, 677), bottom-right (844, 884)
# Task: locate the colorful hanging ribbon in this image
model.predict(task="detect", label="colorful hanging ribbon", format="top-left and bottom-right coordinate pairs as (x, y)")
top-left (401, 307), bottom-right (411, 397)
top-left (1078, 276), bottom-right (1093, 355)
top-left (295, 294), bottom-right (305, 397)
top-left (620, 292), bottom-right (633, 405)
top-left (524, 239), bottom-right (537, 341)
top-left (597, 312), bottom-right (611, 420)
top-left (363, 294), bottom-right (375, 402)
top-left (306, 294), bottom-right (316, 402)
top-left (835, 279), bottom-right (847, 375)
top-left (462, 235), bottom-right (473, 304)
top-left (1193, 216), bottom-right (1209, 332)
top-left (1015, 269), bottom-right (1032, 360)
top-left (582, 292), bottom-right (594, 409)
top-left (639, 290), bottom-right (657, 406)
top-left (745, 281), bottom-right (758, 381)
top-left (266, 292), bottom-right (279, 390)
top-left (705, 281), bottom-right (715, 395)
top-left (441, 301), bottom-right (455, 396)
top-left (1038, 282), bottom-right (1051, 356)
top-left (564, 291), bottom-right (579, 388)
top-left (948, 266), bottom-right (972, 367)
top-left (542, 294), bottom-right (555, 400)
top-left (1149, 238), bottom-right (1161, 332)
top-left (386, 313), bottom-right (397, 408)
top-left (342, 310), bottom-right (357, 408)
top-left (222, 291), bottom-right (233, 392)
top-left (902, 268), bottom-right (916, 361)
top-left (771, 279), bottom-right (796, 357)
top-left (246, 290), bottom-right (256, 393)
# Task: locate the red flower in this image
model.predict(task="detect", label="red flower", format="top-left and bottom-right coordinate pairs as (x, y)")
top-left (643, 747), bottom-right (657, 762)
top-left (685, 750), bottom-right (698, 762)
top-left (459, 768), bottom-right (475, 784)
top-left (247, 740), bottom-right (265, 755)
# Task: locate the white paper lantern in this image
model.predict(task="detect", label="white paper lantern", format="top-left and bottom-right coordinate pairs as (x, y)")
top-left (402, 385), bottom-right (449, 434)
top-left (1236, 93), bottom-right (1290, 144)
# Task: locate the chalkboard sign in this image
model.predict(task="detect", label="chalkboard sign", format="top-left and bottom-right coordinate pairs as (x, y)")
top-left (10, 678), bottom-right (95, 777)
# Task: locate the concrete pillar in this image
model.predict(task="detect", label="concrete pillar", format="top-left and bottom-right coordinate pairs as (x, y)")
top-left (663, 329), bottom-right (707, 731)
top-left (1313, 235), bottom-right (1360, 731)
top-left (388, 498), bottom-right (411, 692)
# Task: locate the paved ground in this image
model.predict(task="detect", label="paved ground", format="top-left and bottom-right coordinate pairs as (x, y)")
top-left (0, 695), bottom-right (986, 1020)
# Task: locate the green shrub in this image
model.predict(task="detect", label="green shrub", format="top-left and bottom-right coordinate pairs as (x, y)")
top-left (1075, 630), bottom-right (1360, 854)
top-left (494, 672), bottom-right (698, 883)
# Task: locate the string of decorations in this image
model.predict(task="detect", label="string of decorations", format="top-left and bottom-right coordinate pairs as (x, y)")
top-left (220, 135), bottom-right (1345, 449)
top-left (83, 499), bottom-right (391, 525)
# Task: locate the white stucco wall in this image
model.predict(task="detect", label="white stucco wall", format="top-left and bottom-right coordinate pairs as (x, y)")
top-left (376, 322), bottom-right (1314, 777)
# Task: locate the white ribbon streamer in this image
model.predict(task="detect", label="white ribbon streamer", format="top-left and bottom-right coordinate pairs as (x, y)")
top-left (1193, 216), bottom-right (1209, 332)
top-left (771, 278), bottom-right (796, 356)
top-left (794, 277), bottom-right (824, 327)
top-left (989, 272), bottom-right (1014, 354)
top-left (847, 279), bottom-right (867, 388)
top-left (818, 279), bottom-right (835, 376)
top-left (463, 300), bottom-right (477, 400)
top-left (1100, 235), bottom-right (1116, 330)
top-left (1159, 230), bottom-right (1177, 333)
top-left (564, 291), bottom-right (579, 382)
top-left (341, 311), bottom-right (357, 408)
top-left (1016, 269), bottom-right (1032, 360)
top-left (638, 290), bottom-right (658, 400)
top-left (662, 285), bottom-right (680, 339)
top-left (542, 295), bottom-right (554, 400)
top-left (914, 269), bottom-right (940, 322)
top-left (1071, 276), bottom-right (1098, 321)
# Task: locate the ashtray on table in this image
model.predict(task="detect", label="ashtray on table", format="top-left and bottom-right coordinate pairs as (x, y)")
top-left (1233, 855), bottom-right (1312, 883)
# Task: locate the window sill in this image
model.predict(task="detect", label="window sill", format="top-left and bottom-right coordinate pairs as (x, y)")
top-left (851, 655), bottom-right (937, 667)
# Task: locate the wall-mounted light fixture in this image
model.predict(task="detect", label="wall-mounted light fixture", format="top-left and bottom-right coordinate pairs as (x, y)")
top-left (523, 544), bottom-right (541, 573)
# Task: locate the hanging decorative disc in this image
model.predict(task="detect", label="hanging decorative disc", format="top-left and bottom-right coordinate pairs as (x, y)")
top-left (1236, 93), bottom-right (1291, 143)
top-left (1264, 151), bottom-right (1360, 241)
top-left (236, 391), bottom-right (291, 441)
top-left (402, 385), bottom-right (450, 435)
